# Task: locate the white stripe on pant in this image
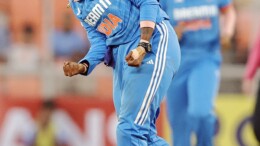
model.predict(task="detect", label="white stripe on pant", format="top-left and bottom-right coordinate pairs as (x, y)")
top-left (134, 22), bottom-right (169, 125)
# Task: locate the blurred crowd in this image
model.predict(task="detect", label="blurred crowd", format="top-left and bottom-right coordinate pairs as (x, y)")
top-left (0, 0), bottom-right (106, 98)
top-left (0, 0), bottom-right (258, 97)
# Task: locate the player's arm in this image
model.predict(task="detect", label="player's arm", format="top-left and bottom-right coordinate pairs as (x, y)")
top-left (219, 2), bottom-right (236, 48)
top-left (126, 0), bottom-right (159, 67)
top-left (63, 25), bottom-right (107, 77)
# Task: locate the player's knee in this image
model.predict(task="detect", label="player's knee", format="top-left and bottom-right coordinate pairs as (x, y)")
top-left (116, 121), bottom-right (148, 146)
top-left (148, 135), bottom-right (169, 146)
top-left (116, 121), bottom-right (131, 137)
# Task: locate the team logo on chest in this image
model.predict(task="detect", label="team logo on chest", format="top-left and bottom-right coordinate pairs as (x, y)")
top-left (173, 5), bottom-right (218, 20)
top-left (173, 5), bottom-right (218, 31)
top-left (84, 0), bottom-right (111, 26)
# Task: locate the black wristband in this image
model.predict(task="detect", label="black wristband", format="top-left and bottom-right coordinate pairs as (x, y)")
top-left (79, 60), bottom-right (90, 75)
top-left (138, 42), bottom-right (152, 53)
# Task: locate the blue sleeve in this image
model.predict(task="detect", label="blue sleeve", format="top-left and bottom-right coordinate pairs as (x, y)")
top-left (218, 0), bottom-right (232, 9)
top-left (79, 25), bottom-right (107, 76)
top-left (130, 0), bottom-right (160, 22)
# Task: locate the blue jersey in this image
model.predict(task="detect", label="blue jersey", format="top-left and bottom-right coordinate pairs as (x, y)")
top-left (69, 0), bottom-right (169, 74)
top-left (160, 0), bottom-right (231, 53)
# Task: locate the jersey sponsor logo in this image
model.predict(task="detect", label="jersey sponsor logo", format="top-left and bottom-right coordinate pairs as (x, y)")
top-left (84, 0), bottom-right (111, 26)
top-left (97, 13), bottom-right (122, 36)
top-left (173, 5), bottom-right (218, 21)
top-left (182, 19), bottom-right (212, 31)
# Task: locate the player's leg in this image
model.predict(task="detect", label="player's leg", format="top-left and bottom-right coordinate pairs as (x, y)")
top-left (112, 46), bottom-right (123, 117)
top-left (116, 21), bottom-right (180, 146)
top-left (117, 59), bottom-right (175, 146)
top-left (147, 109), bottom-right (169, 146)
top-left (166, 68), bottom-right (191, 146)
top-left (147, 20), bottom-right (181, 146)
top-left (187, 60), bottom-right (220, 146)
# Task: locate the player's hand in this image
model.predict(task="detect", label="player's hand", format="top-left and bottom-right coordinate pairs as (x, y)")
top-left (221, 34), bottom-right (232, 49)
top-left (63, 61), bottom-right (87, 77)
top-left (125, 46), bottom-right (146, 67)
top-left (174, 22), bottom-right (185, 40)
top-left (242, 79), bottom-right (253, 95)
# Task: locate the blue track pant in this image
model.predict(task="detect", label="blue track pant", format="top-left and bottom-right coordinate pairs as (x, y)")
top-left (112, 21), bottom-right (181, 146)
top-left (166, 54), bottom-right (220, 146)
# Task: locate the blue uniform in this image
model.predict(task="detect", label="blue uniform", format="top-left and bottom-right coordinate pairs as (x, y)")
top-left (159, 0), bottom-right (231, 145)
top-left (69, 0), bottom-right (181, 145)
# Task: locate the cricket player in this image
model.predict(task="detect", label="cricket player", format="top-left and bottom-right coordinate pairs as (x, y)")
top-left (159, 0), bottom-right (236, 145)
top-left (63, 0), bottom-right (181, 145)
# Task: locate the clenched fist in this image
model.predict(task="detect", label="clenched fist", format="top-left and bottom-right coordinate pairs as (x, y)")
top-left (63, 61), bottom-right (87, 77)
top-left (125, 46), bottom-right (147, 67)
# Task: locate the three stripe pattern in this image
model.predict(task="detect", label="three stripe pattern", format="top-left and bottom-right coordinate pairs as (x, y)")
top-left (134, 22), bottom-right (169, 125)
